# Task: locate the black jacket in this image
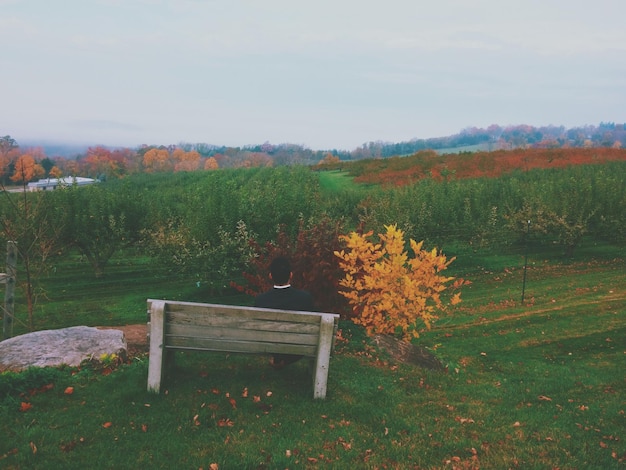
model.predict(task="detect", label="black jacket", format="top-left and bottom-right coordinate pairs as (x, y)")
top-left (254, 286), bottom-right (314, 311)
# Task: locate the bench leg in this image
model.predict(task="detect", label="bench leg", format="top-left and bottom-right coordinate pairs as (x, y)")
top-left (313, 315), bottom-right (335, 399)
top-left (147, 300), bottom-right (166, 393)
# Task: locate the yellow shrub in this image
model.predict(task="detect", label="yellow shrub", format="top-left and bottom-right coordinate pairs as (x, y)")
top-left (335, 224), bottom-right (462, 340)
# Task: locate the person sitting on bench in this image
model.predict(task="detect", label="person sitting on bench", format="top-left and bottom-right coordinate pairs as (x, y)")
top-left (254, 256), bottom-right (315, 368)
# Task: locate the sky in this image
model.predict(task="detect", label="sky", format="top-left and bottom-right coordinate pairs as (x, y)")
top-left (2, 0), bottom-right (625, 151)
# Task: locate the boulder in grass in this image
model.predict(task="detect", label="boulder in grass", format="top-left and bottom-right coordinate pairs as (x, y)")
top-left (0, 326), bottom-right (127, 372)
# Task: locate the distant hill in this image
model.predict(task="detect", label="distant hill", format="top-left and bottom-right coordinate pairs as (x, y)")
top-left (12, 122), bottom-right (626, 163)
top-left (349, 122), bottom-right (625, 160)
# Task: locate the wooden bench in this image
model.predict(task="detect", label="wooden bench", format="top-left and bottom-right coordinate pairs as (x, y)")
top-left (146, 299), bottom-right (340, 399)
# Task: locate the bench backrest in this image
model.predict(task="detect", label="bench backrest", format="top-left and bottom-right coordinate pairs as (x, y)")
top-left (147, 299), bottom-right (339, 357)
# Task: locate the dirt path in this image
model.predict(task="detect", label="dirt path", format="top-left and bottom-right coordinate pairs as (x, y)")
top-left (98, 324), bottom-right (148, 358)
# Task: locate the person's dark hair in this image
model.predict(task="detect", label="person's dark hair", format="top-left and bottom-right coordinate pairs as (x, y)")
top-left (269, 256), bottom-right (291, 285)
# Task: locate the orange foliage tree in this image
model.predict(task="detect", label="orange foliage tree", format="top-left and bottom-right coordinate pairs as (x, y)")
top-left (11, 154), bottom-right (45, 183)
top-left (204, 156), bottom-right (219, 170)
top-left (172, 149), bottom-right (201, 172)
top-left (49, 166), bottom-right (63, 178)
top-left (335, 224), bottom-right (463, 340)
top-left (143, 148), bottom-right (173, 173)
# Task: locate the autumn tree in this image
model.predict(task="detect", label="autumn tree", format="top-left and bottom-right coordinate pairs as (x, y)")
top-left (204, 156), bottom-right (219, 170)
top-left (11, 154), bottom-right (45, 184)
top-left (143, 148), bottom-right (173, 173)
top-left (172, 149), bottom-right (201, 172)
top-left (335, 224), bottom-right (463, 340)
top-left (315, 153), bottom-right (341, 167)
top-left (234, 152), bottom-right (273, 168)
top-left (49, 166), bottom-right (63, 178)
top-left (82, 146), bottom-right (129, 179)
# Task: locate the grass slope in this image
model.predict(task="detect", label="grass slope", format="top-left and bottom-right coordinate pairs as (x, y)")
top-left (0, 251), bottom-right (624, 469)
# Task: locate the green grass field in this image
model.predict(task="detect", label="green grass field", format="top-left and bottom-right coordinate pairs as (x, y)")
top-left (1, 247), bottom-right (625, 469)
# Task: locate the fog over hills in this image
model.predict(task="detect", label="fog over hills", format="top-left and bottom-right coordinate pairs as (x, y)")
top-left (15, 121), bottom-right (625, 159)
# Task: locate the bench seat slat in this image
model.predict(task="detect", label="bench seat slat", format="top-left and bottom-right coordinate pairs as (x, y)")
top-left (166, 324), bottom-right (320, 346)
top-left (160, 301), bottom-right (323, 324)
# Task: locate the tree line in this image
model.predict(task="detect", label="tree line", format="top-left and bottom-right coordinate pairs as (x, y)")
top-left (4, 122), bottom-right (626, 182)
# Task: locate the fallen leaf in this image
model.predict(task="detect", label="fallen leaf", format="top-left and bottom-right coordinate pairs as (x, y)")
top-left (538, 395), bottom-right (552, 401)
top-left (29, 442), bottom-right (37, 454)
top-left (102, 422), bottom-right (113, 428)
top-left (217, 418), bottom-right (234, 427)
top-left (19, 402), bottom-right (32, 412)
top-left (32, 383), bottom-right (54, 395)
top-left (242, 387), bottom-right (248, 398)
top-left (64, 387), bottom-right (74, 395)
top-left (228, 398), bottom-right (237, 409)
top-left (211, 388), bottom-right (220, 395)
top-left (266, 391), bottom-right (273, 397)
top-left (337, 437), bottom-right (352, 450)
top-left (209, 464), bottom-right (219, 470)
top-left (141, 424), bottom-right (148, 432)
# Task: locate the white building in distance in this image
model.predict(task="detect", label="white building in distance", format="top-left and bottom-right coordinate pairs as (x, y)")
top-left (27, 177), bottom-right (97, 191)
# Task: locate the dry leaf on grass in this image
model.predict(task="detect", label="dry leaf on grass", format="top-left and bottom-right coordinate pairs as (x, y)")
top-left (19, 402), bottom-right (32, 412)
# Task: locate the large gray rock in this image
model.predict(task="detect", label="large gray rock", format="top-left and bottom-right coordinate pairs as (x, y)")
top-left (0, 326), bottom-right (127, 371)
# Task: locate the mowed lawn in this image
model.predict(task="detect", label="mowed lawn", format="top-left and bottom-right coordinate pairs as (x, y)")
top-left (0, 250), bottom-right (624, 469)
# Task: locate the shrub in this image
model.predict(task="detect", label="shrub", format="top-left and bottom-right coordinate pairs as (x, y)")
top-left (335, 224), bottom-right (464, 340)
